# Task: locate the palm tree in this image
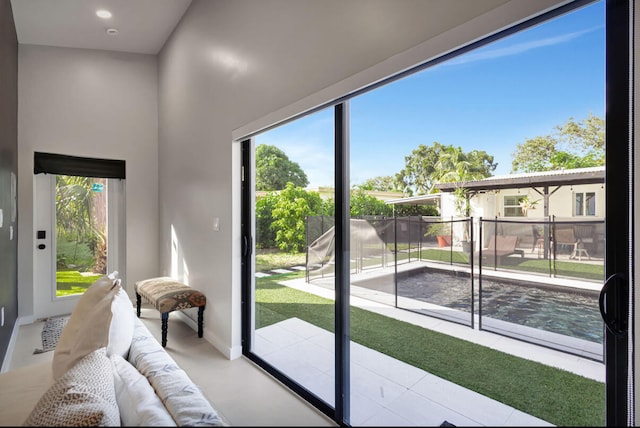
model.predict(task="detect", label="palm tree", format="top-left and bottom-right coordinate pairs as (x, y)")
top-left (433, 146), bottom-right (491, 247)
top-left (56, 175), bottom-right (106, 272)
top-left (434, 146), bottom-right (487, 217)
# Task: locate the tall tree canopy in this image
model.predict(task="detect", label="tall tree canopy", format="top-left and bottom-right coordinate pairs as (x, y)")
top-left (256, 144), bottom-right (309, 190)
top-left (357, 175), bottom-right (400, 192)
top-left (396, 142), bottom-right (496, 195)
top-left (511, 114), bottom-right (604, 173)
top-left (270, 183), bottom-right (326, 252)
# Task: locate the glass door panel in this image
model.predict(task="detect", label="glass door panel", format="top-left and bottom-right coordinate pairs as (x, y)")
top-left (55, 175), bottom-right (107, 297)
top-left (251, 107), bottom-right (336, 407)
top-left (347, 1), bottom-right (605, 425)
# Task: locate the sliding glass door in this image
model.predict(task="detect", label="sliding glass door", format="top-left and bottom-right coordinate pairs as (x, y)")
top-left (242, 107), bottom-right (338, 415)
top-left (241, 0), bottom-right (631, 425)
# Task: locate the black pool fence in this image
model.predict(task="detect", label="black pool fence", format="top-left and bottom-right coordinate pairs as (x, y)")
top-left (305, 215), bottom-right (605, 361)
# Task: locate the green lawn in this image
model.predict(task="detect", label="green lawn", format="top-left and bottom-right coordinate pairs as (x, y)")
top-left (256, 271), bottom-right (605, 426)
top-left (417, 248), bottom-right (604, 281)
top-left (256, 247), bottom-right (604, 282)
top-left (56, 269), bottom-right (103, 297)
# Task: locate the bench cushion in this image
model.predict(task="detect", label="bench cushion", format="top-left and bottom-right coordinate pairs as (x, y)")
top-left (135, 277), bottom-right (206, 313)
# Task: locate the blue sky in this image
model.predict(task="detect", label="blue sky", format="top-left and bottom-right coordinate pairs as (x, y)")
top-left (256, 0), bottom-right (604, 189)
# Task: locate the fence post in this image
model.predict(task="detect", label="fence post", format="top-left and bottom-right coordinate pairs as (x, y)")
top-left (493, 217), bottom-right (498, 271)
top-left (478, 217), bottom-right (483, 331)
top-left (305, 215), bottom-right (309, 283)
top-left (551, 215), bottom-right (557, 277)
top-left (470, 217), bottom-right (474, 329)
top-left (449, 216), bottom-right (454, 265)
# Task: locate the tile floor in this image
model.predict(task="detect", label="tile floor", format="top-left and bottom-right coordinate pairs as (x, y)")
top-left (257, 317), bottom-right (554, 426)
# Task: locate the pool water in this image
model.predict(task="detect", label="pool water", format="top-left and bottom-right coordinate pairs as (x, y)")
top-left (395, 268), bottom-right (604, 343)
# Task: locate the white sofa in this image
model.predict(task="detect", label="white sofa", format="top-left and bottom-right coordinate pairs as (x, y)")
top-left (0, 273), bottom-right (224, 426)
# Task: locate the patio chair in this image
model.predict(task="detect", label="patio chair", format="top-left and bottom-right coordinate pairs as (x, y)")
top-left (531, 225), bottom-right (545, 257)
top-left (478, 235), bottom-right (524, 265)
top-left (573, 224), bottom-right (594, 260)
top-left (554, 226), bottom-right (590, 260)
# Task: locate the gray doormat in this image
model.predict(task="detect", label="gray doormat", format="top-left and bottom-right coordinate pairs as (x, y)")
top-left (33, 315), bottom-right (70, 354)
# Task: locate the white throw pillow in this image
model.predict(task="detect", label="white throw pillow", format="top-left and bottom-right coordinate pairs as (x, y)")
top-left (53, 272), bottom-right (135, 380)
top-left (110, 354), bottom-right (177, 426)
top-left (107, 286), bottom-right (135, 360)
top-left (53, 274), bottom-right (119, 380)
top-left (24, 348), bottom-right (120, 427)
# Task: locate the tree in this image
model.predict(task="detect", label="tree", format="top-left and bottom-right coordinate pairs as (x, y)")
top-left (511, 114), bottom-right (604, 173)
top-left (433, 146), bottom-right (495, 218)
top-left (395, 142), bottom-right (449, 196)
top-left (271, 183), bottom-right (325, 252)
top-left (397, 142), bottom-right (496, 196)
top-left (256, 144), bottom-right (309, 190)
top-left (357, 176), bottom-right (401, 192)
top-left (255, 192), bottom-right (279, 249)
top-left (349, 188), bottom-right (393, 217)
top-left (393, 204), bottom-right (439, 217)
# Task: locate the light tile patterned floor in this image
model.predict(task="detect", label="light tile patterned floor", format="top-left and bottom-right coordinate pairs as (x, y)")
top-left (256, 318), bottom-right (554, 426)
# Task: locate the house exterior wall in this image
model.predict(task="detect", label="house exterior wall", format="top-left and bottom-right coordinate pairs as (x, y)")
top-left (439, 182), bottom-right (605, 220)
top-left (17, 45), bottom-right (159, 320)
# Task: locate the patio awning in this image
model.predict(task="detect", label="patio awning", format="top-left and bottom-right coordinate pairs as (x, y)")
top-left (384, 193), bottom-right (440, 206)
top-left (434, 166), bottom-right (604, 193)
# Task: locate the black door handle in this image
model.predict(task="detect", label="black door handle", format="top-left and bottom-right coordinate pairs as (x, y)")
top-left (242, 236), bottom-right (253, 257)
top-left (599, 272), bottom-right (628, 337)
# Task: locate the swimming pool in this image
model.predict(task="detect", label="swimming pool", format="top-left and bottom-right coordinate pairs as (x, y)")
top-left (359, 267), bottom-right (604, 344)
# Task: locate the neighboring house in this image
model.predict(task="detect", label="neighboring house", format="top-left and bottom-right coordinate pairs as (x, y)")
top-left (435, 166), bottom-right (605, 221)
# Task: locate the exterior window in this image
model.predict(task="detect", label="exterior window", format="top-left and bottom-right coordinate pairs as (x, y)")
top-left (504, 195), bottom-right (525, 217)
top-left (575, 192), bottom-right (596, 216)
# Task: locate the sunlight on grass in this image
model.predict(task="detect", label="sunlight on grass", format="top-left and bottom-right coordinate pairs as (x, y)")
top-left (56, 270), bottom-right (102, 297)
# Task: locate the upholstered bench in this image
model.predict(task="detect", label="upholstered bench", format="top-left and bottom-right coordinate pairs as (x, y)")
top-left (134, 277), bottom-right (206, 347)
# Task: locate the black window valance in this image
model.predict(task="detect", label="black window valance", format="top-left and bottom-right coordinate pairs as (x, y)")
top-left (34, 152), bottom-right (126, 179)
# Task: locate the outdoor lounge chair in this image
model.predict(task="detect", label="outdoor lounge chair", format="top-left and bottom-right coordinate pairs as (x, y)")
top-left (478, 235), bottom-right (524, 265)
top-left (555, 225), bottom-right (590, 260)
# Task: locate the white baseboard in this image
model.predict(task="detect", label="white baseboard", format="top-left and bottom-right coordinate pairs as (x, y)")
top-left (1, 315), bottom-right (40, 373)
top-left (174, 311), bottom-right (238, 360)
top-left (1, 321), bottom-right (19, 374)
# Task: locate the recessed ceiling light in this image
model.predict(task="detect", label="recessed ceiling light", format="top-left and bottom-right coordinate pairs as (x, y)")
top-left (106, 28), bottom-right (119, 36)
top-left (96, 10), bottom-right (112, 19)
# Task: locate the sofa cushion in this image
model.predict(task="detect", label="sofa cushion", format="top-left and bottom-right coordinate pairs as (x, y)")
top-left (53, 272), bottom-right (135, 380)
top-left (110, 354), bottom-right (176, 426)
top-left (108, 286), bottom-right (135, 359)
top-left (24, 347), bottom-right (119, 427)
top-left (128, 317), bottom-right (224, 426)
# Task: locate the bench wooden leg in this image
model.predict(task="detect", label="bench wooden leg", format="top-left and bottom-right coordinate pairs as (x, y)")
top-left (161, 312), bottom-right (169, 347)
top-left (198, 306), bottom-right (205, 338)
top-left (136, 292), bottom-right (141, 317)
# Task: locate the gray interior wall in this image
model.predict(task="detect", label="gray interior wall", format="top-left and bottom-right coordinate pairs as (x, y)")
top-left (17, 45), bottom-right (159, 319)
top-left (0, 0), bottom-right (18, 366)
top-left (158, 0), bottom-right (568, 358)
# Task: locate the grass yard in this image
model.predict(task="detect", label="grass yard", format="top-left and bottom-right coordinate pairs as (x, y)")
top-left (256, 250), bottom-right (306, 272)
top-left (56, 269), bottom-right (103, 297)
top-left (417, 248), bottom-right (604, 281)
top-left (255, 271), bottom-right (604, 426)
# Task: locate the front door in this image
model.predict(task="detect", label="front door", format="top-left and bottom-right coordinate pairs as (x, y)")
top-left (34, 173), bottom-right (125, 318)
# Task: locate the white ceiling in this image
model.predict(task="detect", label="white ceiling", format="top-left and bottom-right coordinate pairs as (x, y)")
top-left (10, 0), bottom-right (192, 55)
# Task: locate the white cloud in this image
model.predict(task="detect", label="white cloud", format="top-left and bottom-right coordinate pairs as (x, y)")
top-left (446, 26), bottom-right (601, 67)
